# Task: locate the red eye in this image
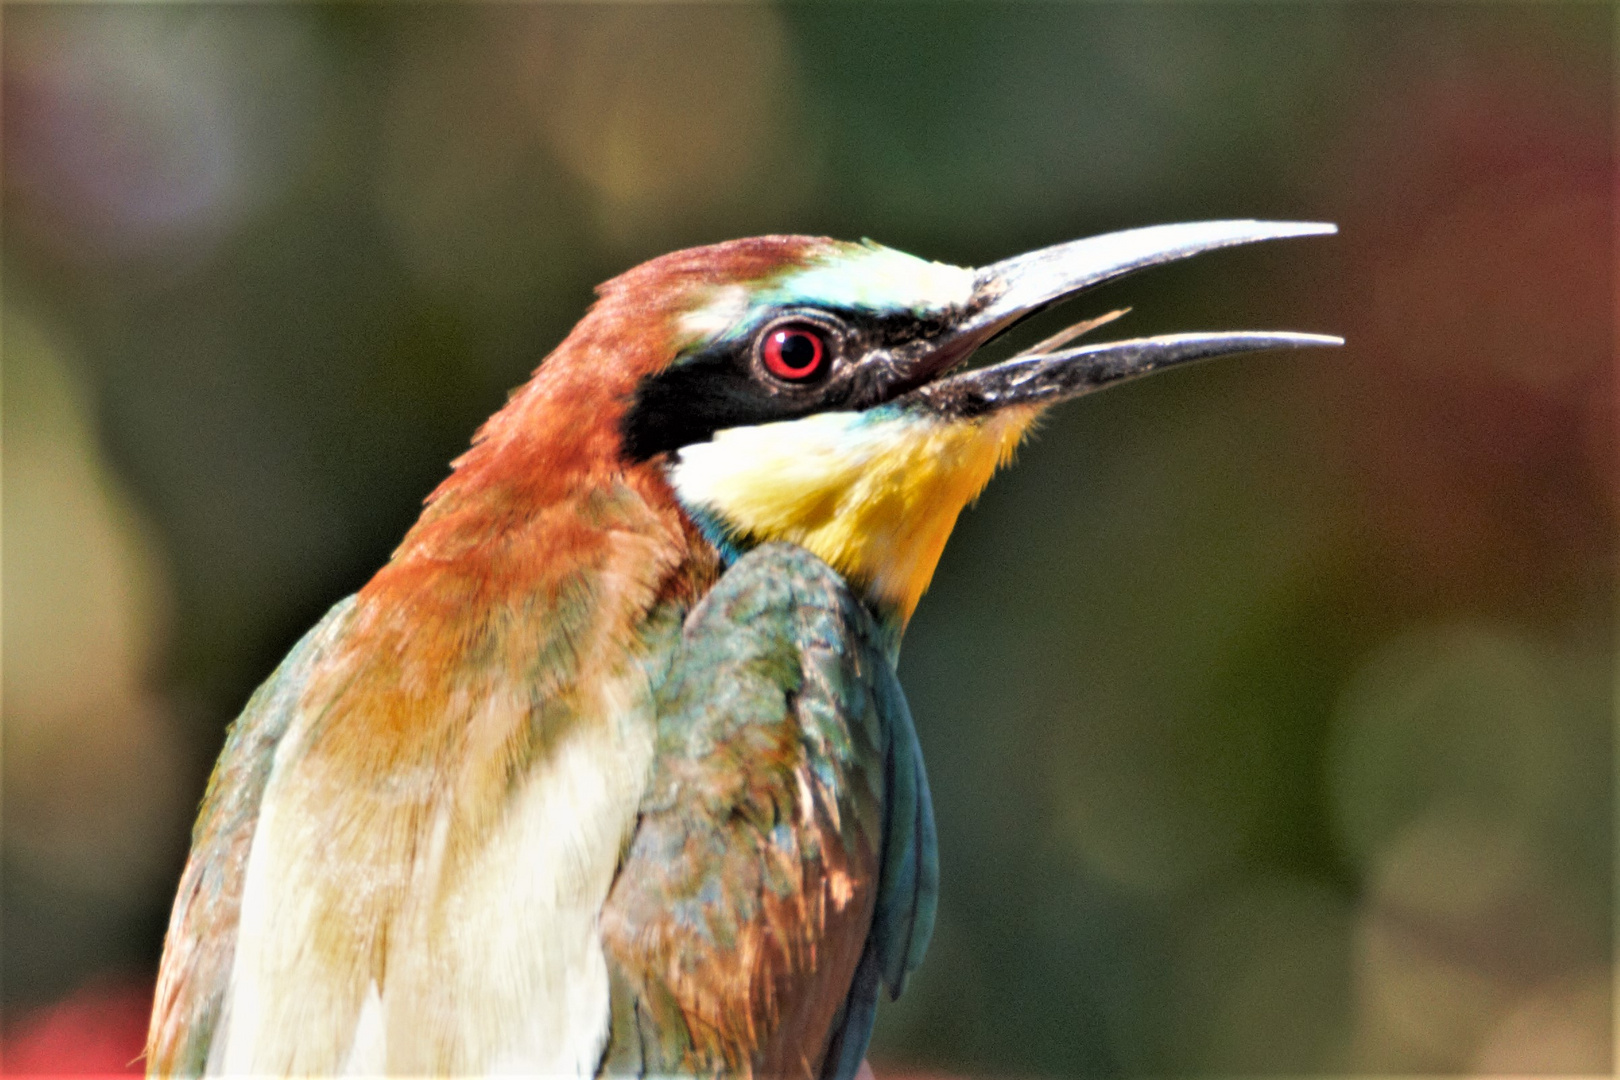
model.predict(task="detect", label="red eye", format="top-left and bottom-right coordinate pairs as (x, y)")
top-left (762, 325), bottom-right (828, 382)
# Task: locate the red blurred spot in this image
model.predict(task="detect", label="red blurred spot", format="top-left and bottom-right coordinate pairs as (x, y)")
top-left (1315, 25), bottom-right (1614, 617)
top-left (1, 979), bottom-right (150, 1077)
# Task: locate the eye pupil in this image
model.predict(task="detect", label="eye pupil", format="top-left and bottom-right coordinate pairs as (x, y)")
top-left (777, 332), bottom-right (817, 370)
top-left (762, 325), bottom-right (828, 382)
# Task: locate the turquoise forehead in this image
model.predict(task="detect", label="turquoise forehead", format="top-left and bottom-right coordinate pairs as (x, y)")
top-left (676, 241), bottom-right (977, 346)
top-left (775, 241), bottom-right (976, 313)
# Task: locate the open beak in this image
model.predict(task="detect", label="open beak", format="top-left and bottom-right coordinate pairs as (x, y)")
top-left (903, 219), bottom-right (1341, 416)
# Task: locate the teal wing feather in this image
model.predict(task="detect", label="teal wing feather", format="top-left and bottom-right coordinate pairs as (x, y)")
top-left (147, 597), bottom-right (358, 1077)
top-left (820, 664), bottom-right (938, 1080)
top-left (598, 543), bottom-right (937, 1080)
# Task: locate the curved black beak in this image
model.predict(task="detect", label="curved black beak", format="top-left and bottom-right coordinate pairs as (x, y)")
top-left (900, 219), bottom-right (1341, 414)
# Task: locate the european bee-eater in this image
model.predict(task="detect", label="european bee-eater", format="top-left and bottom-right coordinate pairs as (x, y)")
top-left (147, 220), bottom-right (1337, 1079)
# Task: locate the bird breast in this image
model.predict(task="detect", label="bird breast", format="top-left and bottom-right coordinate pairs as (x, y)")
top-left (216, 663), bottom-right (659, 1076)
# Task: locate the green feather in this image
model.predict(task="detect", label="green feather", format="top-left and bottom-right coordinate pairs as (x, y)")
top-left (599, 543), bottom-right (937, 1079)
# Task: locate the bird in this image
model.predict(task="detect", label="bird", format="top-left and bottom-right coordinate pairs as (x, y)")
top-left (146, 219), bottom-right (1338, 1079)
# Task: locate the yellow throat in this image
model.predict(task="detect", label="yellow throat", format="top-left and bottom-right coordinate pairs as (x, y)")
top-left (668, 404), bottom-right (1041, 623)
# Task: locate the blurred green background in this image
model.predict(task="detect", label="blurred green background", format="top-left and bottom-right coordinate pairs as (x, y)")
top-left (2, 2), bottom-right (1612, 1075)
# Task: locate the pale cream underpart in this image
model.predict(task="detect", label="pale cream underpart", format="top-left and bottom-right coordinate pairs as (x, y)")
top-left (217, 667), bottom-right (657, 1076)
top-left (669, 406), bottom-right (1040, 622)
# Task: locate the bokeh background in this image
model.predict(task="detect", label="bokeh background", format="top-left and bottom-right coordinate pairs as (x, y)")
top-left (2, 2), bottom-right (1613, 1075)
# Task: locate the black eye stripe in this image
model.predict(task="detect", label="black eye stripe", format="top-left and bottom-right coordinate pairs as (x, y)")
top-left (618, 307), bottom-right (955, 462)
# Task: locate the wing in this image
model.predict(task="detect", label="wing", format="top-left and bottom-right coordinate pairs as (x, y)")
top-left (145, 597), bottom-right (359, 1078)
top-left (598, 542), bottom-right (937, 1080)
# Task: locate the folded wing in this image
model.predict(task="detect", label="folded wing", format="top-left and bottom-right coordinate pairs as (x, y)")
top-left (599, 542), bottom-right (937, 1080)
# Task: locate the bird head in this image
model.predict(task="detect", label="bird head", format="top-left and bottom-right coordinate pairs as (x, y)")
top-left (601, 220), bottom-right (1339, 628)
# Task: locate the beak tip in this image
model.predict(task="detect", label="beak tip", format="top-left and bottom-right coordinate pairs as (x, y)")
top-left (1281, 332), bottom-right (1345, 348)
top-left (1219, 219), bottom-right (1338, 243)
top-left (1279, 220), bottom-right (1338, 238)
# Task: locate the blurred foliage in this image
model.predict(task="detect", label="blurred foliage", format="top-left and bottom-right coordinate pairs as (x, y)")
top-left (2, 3), bottom-right (1612, 1075)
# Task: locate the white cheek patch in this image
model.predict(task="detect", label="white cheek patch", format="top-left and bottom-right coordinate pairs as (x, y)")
top-left (668, 411), bottom-right (877, 528)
